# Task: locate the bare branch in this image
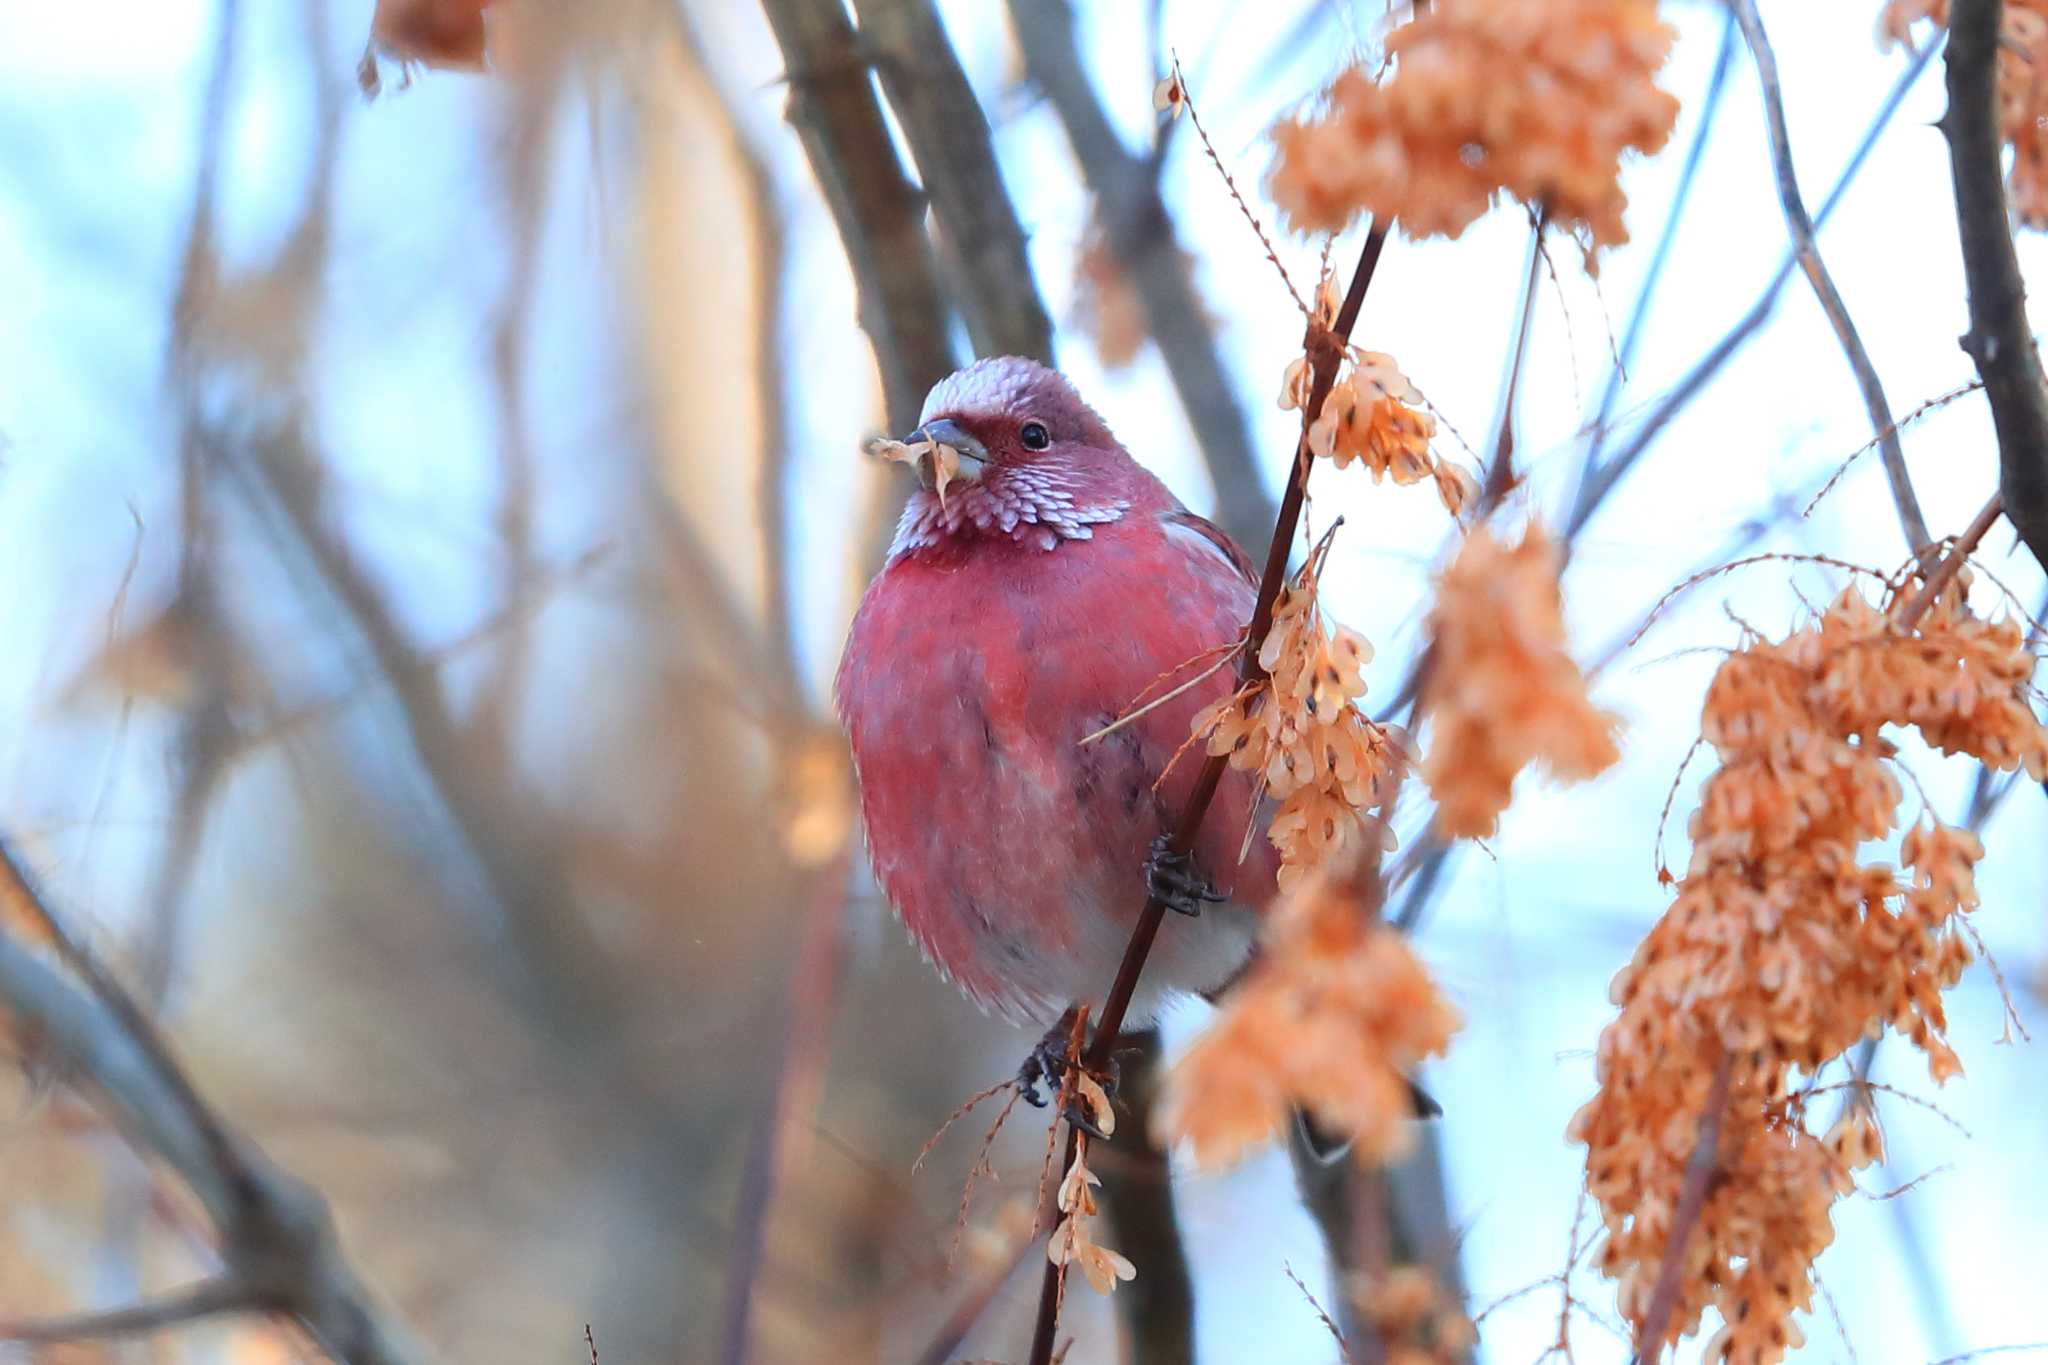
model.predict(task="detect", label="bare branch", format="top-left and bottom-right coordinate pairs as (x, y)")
top-left (0, 841), bottom-right (437, 1365)
top-left (1007, 0), bottom-right (1276, 549)
top-left (1730, 0), bottom-right (1931, 555)
top-left (0, 1279), bottom-right (259, 1344)
top-left (719, 845), bottom-right (853, 1365)
top-left (852, 0), bottom-right (1055, 363)
top-left (1567, 38), bottom-right (1940, 541)
top-left (1567, 6), bottom-right (1738, 537)
top-left (1025, 224), bottom-right (1391, 1365)
top-left (1896, 493), bottom-right (2005, 628)
top-left (1090, 1030), bottom-right (1197, 1364)
top-left (1942, 0), bottom-right (2048, 576)
top-left (760, 0), bottom-right (957, 434)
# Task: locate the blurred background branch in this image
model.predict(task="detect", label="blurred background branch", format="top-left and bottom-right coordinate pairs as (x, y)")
top-left (0, 841), bottom-right (437, 1365)
top-left (0, 3), bottom-right (2042, 1363)
top-left (1007, 0), bottom-right (1276, 549)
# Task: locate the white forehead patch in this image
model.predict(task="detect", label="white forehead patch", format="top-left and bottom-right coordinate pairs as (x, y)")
top-left (919, 356), bottom-right (1055, 425)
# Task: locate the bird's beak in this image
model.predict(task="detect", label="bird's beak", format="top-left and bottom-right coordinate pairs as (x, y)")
top-left (902, 418), bottom-right (988, 496)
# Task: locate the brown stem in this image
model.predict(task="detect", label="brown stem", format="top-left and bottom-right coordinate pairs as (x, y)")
top-left (1731, 0), bottom-right (1932, 555)
top-left (1942, 0), bottom-right (2048, 577)
top-left (0, 841), bottom-right (438, 1365)
top-left (0, 1279), bottom-right (260, 1345)
top-left (1025, 224), bottom-right (1391, 1365)
top-left (1092, 1030), bottom-right (1197, 1363)
top-left (1632, 1050), bottom-right (1734, 1363)
top-left (1480, 217), bottom-right (1546, 510)
top-left (1895, 492), bottom-right (2005, 629)
top-left (718, 844), bottom-right (853, 1365)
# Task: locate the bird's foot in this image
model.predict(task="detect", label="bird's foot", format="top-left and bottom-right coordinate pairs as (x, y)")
top-left (1016, 1012), bottom-right (1121, 1139)
top-left (1146, 835), bottom-right (1226, 918)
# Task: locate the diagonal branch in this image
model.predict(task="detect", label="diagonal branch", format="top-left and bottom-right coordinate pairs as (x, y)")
top-left (1567, 37), bottom-right (1940, 541)
top-left (1024, 223), bottom-right (1391, 1365)
top-left (0, 842), bottom-right (437, 1365)
top-left (851, 0), bottom-right (1055, 363)
top-left (1941, 0), bottom-right (2048, 577)
top-left (760, 0), bottom-right (957, 435)
top-left (1729, 0), bottom-right (1931, 556)
top-left (0, 1278), bottom-right (259, 1344)
top-left (1006, 0), bottom-right (1276, 549)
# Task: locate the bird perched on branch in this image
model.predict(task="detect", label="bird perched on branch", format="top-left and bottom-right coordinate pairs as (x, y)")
top-left (836, 356), bottom-right (1276, 1034)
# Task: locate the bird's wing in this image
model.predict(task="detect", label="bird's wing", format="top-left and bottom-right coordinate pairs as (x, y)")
top-left (1160, 508), bottom-right (1259, 588)
top-left (1147, 507), bottom-right (1282, 912)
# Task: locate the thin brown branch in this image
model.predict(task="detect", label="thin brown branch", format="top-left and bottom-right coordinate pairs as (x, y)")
top-left (1090, 1030), bottom-right (1196, 1364)
top-left (0, 1278), bottom-right (260, 1344)
top-left (1631, 1051), bottom-right (1733, 1364)
top-left (719, 842), bottom-right (853, 1365)
top-left (1024, 223), bottom-right (1390, 1365)
top-left (1730, 0), bottom-right (1931, 556)
top-left (1565, 39), bottom-right (1939, 543)
top-left (912, 1231), bottom-right (1045, 1365)
top-left (223, 430), bottom-right (627, 1061)
top-left (1482, 216), bottom-right (1548, 511)
top-left (0, 840), bottom-right (438, 1365)
top-left (759, 0), bottom-right (956, 434)
top-left (1895, 492), bottom-right (2005, 628)
top-left (1007, 0), bottom-right (1277, 549)
top-left (852, 0), bottom-right (1054, 362)
top-left (1943, 0), bottom-right (2048, 576)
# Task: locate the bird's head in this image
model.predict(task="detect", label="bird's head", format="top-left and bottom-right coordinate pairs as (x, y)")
top-left (875, 357), bottom-right (1141, 555)
top-left (891, 356), bottom-right (1123, 492)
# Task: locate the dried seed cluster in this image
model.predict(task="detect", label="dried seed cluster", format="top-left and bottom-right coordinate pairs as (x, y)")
top-left (1570, 576), bottom-right (2046, 1363)
top-left (1269, 0), bottom-right (1679, 251)
top-left (1190, 559), bottom-right (1407, 889)
top-left (1046, 1140), bottom-right (1137, 1294)
top-left (1422, 524), bottom-right (1621, 838)
top-left (1280, 350), bottom-right (1477, 515)
top-left (1155, 871), bottom-right (1461, 1168)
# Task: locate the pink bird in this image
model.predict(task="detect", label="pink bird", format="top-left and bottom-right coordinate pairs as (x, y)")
top-left (835, 356), bottom-right (1279, 1041)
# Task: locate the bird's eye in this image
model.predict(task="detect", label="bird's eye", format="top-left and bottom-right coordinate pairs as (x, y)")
top-left (1020, 421), bottom-right (1050, 451)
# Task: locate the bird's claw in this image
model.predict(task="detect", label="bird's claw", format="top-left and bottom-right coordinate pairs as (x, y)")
top-left (1146, 835), bottom-right (1226, 918)
top-left (1017, 1015), bottom-right (1120, 1138)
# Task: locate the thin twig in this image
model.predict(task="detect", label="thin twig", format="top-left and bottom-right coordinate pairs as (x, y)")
top-left (1170, 51), bottom-right (1307, 316)
top-left (1804, 380), bottom-right (1984, 517)
top-left (719, 843), bottom-right (853, 1365)
top-left (1895, 493), bottom-right (2005, 628)
top-left (1730, 0), bottom-right (1931, 555)
top-left (1285, 1264), bottom-right (1355, 1364)
top-left (1481, 215), bottom-right (1548, 512)
top-left (1567, 38), bottom-right (1940, 542)
top-left (0, 840), bottom-right (438, 1365)
top-left (1565, 6), bottom-right (1737, 537)
top-left (912, 1231), bottom-right (1045, 1365)
top-left (0, 1278), bottom-right (260, 1344)
top-left (1941, 0), bottom-right (2048, 577)
top-left (1023, 224), bottom-right (1392, 1365)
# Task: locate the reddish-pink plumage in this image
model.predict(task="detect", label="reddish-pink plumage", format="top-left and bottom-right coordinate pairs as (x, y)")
top-left (835, 357), bottom-right (1279, 1024)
